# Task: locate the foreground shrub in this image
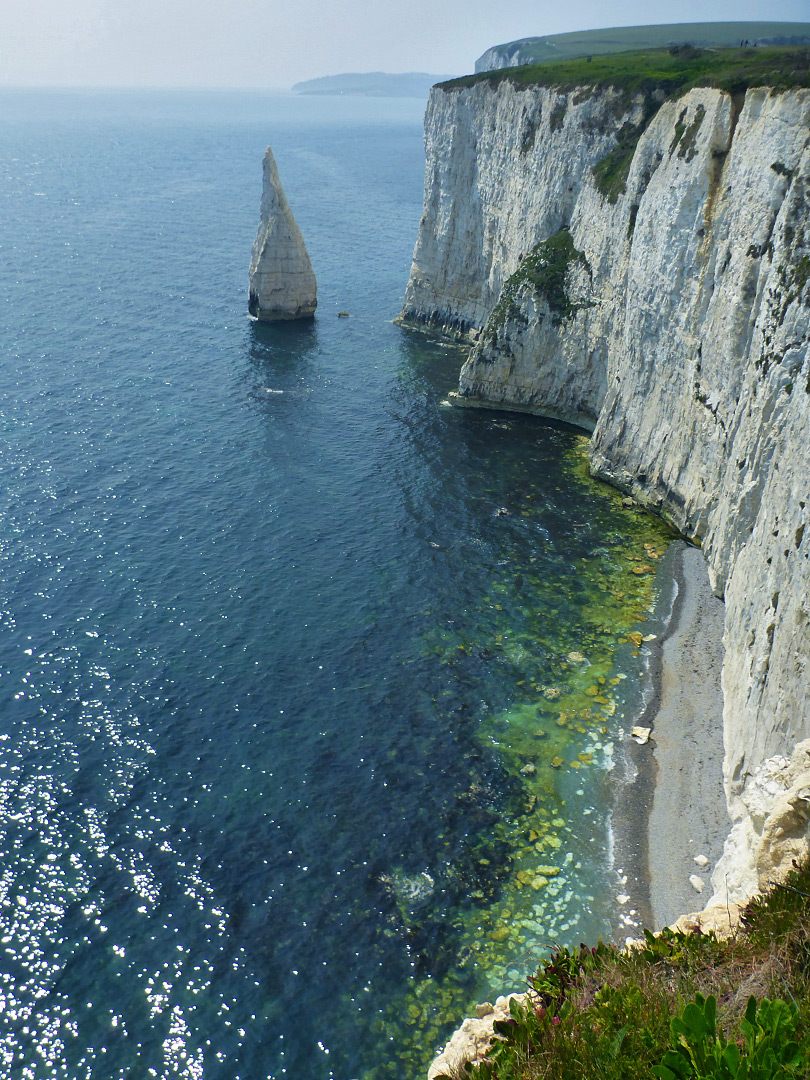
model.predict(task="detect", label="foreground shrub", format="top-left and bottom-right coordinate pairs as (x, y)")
top-left (442, 861), bottom-right (810, 1080)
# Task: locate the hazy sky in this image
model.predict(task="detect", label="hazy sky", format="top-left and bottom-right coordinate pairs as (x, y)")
top-left (2, 0), bottom-right (808, 88)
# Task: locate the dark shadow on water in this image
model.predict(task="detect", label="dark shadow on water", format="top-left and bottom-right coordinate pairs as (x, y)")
top-left (236, 315), bottom-right (322, 404)
top-left (246, 313), bottom-right (320, 363)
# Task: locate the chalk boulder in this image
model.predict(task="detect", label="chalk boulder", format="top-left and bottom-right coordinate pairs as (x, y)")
top-left (248, 147), bottom-right (317, 321)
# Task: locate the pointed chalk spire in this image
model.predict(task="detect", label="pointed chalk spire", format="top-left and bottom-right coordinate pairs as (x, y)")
top-left (248, 147), bottom-right (317, 321)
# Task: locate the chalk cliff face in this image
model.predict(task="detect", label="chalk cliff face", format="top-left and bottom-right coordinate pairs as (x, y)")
top-left (249, 147), bottom-right (317, 322)
top-left (475, 43), bottom-right (533, 72)
top-left (400, 79), bottom-right (810, 904)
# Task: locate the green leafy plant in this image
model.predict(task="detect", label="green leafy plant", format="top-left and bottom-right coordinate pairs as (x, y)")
top-left (459, 862), bottom-right (810, 1080)
top-left (653, 993), bottom-right (804, 1079)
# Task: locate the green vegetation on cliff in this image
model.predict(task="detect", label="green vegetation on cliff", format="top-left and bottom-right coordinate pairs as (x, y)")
top-left (442, 862), bottom-right (810, 1080)
top-left (443, 44), bottom-right (810, 95)
top-left (484, 231), bottom-right (590, 345)
top-left (444, 47), bottom-right (809, 208)
top-left (590, 96), bottom-right (660, 204)
top-left (475, 22), bottom-right (810, 70)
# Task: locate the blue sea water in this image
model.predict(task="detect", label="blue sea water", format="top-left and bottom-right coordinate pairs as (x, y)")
top-left (0, 89), bottom-right (673, 1080)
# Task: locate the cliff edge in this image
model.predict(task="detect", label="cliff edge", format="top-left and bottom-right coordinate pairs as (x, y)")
top-left (400, 52), bottom-right (810, 918)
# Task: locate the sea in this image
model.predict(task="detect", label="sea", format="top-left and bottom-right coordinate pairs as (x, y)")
top-left (0, 88), bottom-right (675, 1080)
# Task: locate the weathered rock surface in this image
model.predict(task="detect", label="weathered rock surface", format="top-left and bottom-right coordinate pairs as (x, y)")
top-left (400, 80), bottom-right (641, 340)
top-left (248, 147), bottom-right (317, 322)
top-left (427, 994), bottom-right (525, 1080)
top-left (708, 739), bottom-right (810, 907)
top-left (400, 81), bottom-right (810, 918)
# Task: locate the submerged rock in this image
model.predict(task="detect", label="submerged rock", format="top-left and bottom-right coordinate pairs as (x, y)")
top-left (248, 147), bottom-right (317, 321)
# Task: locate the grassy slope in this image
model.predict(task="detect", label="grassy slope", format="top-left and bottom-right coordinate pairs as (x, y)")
top-left (478, 22), bottom-right (810, 67)
top-left (449, 862), bottom-right (810, 1079)
top-left (443, 45), bottom-right (810, 95)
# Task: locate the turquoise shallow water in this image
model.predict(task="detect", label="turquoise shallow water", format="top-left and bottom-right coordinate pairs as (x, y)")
top-left (0, 89), bottom-right (673, 1079)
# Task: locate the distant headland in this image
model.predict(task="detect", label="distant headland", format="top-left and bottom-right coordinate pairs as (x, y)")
top-left (291, 72), bottom-right (454, 97)
top-left (475, 20), bottom-right (810, 71)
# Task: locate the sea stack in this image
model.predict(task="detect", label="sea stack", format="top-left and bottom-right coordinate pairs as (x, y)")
top-left (248, 147), bottom-right (317, 321)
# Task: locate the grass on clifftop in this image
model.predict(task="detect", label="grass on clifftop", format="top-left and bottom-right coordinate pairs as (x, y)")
top-left (478, 22), bottom-right (810, 68)
top-left (441, 44), bottom-right (810, 95)
top-left (439, 860), bottom-right (810, 1080)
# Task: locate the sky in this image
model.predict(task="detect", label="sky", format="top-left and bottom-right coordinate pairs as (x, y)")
top-left (1, 0), bottom-right (808, 89)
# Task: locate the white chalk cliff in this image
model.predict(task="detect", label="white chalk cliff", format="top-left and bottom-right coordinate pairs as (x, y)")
top-left (400, 78), bottom-right (810, 914)
top-left (249, 147), bottom-right (317, 322)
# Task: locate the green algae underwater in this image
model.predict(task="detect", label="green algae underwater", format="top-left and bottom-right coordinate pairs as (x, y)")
top-left (353, 379), bottom-right (676, 1079)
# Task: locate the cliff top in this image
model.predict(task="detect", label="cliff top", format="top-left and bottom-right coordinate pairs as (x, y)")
top-left (474, 21), bottom-right (810, 71)
top-left (442, 44), bottom-right (810, 96)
